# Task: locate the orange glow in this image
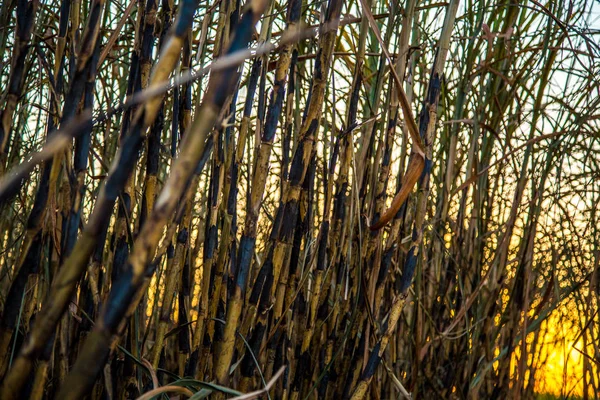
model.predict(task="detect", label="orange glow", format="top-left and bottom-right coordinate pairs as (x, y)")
top-left (529, 311), bottom-right (597, 398)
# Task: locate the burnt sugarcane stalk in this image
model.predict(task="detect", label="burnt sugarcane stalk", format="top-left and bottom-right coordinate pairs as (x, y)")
top-left (193, 3), bottom-right (243, 375)
top-left (306, 9), bottom-right (389, 394)
top-left (54, 2), bottom-right (267, 397)
top-left (201, 59), bottom-right (260, 377)
top-left (0, 1), bottom-right (197, 397)
top-left (0, 0), bottom-right (69, 318)
top-left (0, 0), bottom-right (96, 383)
top-left (111, 0), bottom-right (159, 284)
top-left (139, 0), bottom-right (177, 369)
top-left (350, 1), bottom-right (459, 398)
top-left (190, 24), bottom-right (244, 377)
top-left (371, 0), bottom-right (416, 318)
top-left (0, 0), bottom-right (38, 173)
top-left (214, 0), bottom-right (301, 386)
top-left (148, 66), bottom-right (207, 374)
top-left (54, 41), bottom-right (101, 394)
top-left (269, 0), bottom-right (341, 302)
top-left (149, 171), bottom-right (196, 368)
top-left (236, 0), bottom-right (342, 391)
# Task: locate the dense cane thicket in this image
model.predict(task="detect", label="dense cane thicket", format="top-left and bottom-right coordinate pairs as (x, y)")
top-left (0, 0), bottom-right (599, 398)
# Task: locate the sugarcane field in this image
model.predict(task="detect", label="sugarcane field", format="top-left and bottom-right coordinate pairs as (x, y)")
top-left (0, 0), bottom-right (599, 398)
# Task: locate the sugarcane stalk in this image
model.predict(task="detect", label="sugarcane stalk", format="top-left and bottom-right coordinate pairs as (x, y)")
top-left (54, 2), bottom-right (267, 397)
top-left (0, 0), bottom-right (38, 172)
top-left (214, 0), bottom-right (301, 386)
top-left (350, 1), bottom-right (459, 397)
top-left (0, 1), bottom-right (196, 397)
